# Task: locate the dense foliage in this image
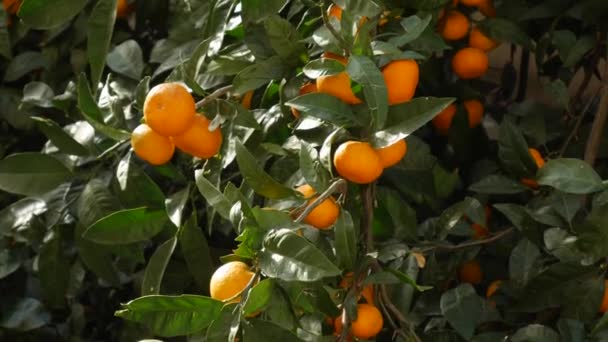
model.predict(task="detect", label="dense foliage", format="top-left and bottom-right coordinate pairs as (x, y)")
top-left (2, 0), bottom-right (608, 341)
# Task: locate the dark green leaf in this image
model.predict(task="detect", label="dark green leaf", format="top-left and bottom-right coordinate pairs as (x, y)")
top-left (302, 58), bottom-right (345, 79)
top-left (195, 169), bottom-right (232, 220)
top-left (440, 284), bottom-right (484, 340)
top-left (18, 0), bottom-right (88, 29)
top-left (537, 158), bottom-right (603, 194)
top-left (115, 152), bottom-right (166, 208)
top-left (142, 237), bottom-right (177, 296)
top-left (389, 14), bottom-right (432, 46)
top-left (206, 304), bottom-right (237, 342)
top-left (233, 56), bottom-right (286, 94)
top-left (264, 15), bottom-right (304, 63)
top-left (334, 211), bottom-right (356, 270)
top-left (31, 117), bottom-right (89, 156)
top-left (4, 51), bottom-right (49, 82)
top-left (165, 186), bottom-right (190, 228)
top-left (498, 118), bottom-right (537, 177)
top-left (115, 295), bottom-right (223, 337)
top-left (387, 268), bottom-right (433, 291)
top-left (87, 0), bottom-right (118, 90)
top-left (22, 82), bottom-right (54, 108)
top-left (241, 0), bottom-right (288, 23)
top-left (558, 319), bottom-right (585, 342)
top-left (235, 141), bottom-right (296, 199)
top-left (179, 214), bottom-right (213, 293)
top-left (107, 39), bottom-right (144, 80)
top-left (509, 238), bottom-right (540, 287)
top-left (242, 318), bottom-right (303, 341)
top-left (38, 232), bottom-right (69, 308)
top-left (346, 55), bottom-right (388, 130)
top-left (286, 92), bottom-right (363, 127)
top-left (478, 18), bottom-right (534, 50)
top-left (469, 174), bottom-right (528, 194)
top-left (0, 298), bottom-right (50, 331)
top-left (0, 250), bottom-right (21, 279)
top-left (511, 324), bottom-right (559, 342)
top-left (299, 140), bottom-right (329, 192)
top-left (83, 207), bottom-right (168, 245)
top-left (259, 229), bottom-right (341, 282)
top-left (243, 279), bottom-right (274, 316)
top-left (333, 0), bottom-right (382, 17)
top-left (0, 153), bottom-right (72, 196)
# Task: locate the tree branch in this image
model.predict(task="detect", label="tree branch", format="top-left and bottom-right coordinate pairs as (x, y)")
top-left (361, 184), bottom-right (374, 253)
top-left (417, 227), bottom-right (515, 254)
top-left (584, 79), bottom-right (608, 165)
top-left (195, 85), bottom-right (234, 109)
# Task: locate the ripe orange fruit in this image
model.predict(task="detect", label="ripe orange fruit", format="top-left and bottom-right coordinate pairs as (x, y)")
top-left (459, 260), bottom-right (482, 284)
top-left (599, 280), bottom-right (608, 313)
top-left (130, 124), bottom-right (175, 165)
top-left (334, 141), bottom-right (383, 184)
top-left (382, 59), bottom-right (419, 105)
top-left (432, 104), bottom-right (457, 135)
top-left (439, 10), bottom-right (470, 41)
top-left (241, 91), bottom-right (254, 110)
top-left (335, 304), bottom-right (383, 340)
top-left (375, 139), bottom-right (407, 168)
top-left (296, 184), bottom-right (340, 229)
top-left (486, 280), bottom-right (502, 298)
top-left (317, 71), bottom-right (362, 105)
top-left (452, 47), bottom-right (489, 79)
top-left (479, 0), bottom-right (497, 17)
top-left (469, 27), bottom-right (498, 51)
top-left (116, 0), bottom-right (132, 18)
top-left (340, 272), bottom-right (375, 305)
top-left (172, 115), bottom-right (223, 159)
top-left (291, 82), bottom-right (317, 118)
top-left (210, 261), bottom-right (255, 302)
top-left (143, 83), bottom-right (196, 137)
top-left (528, 148), bottom-right (545, 169)
top-left (3, 0), bottom-right (20, 15)
top-left (463, 99), bottom-right (484, 128)
top-left (460, 0), bottom-right (482, 6)
top-left (328, 3), bottom-right (342, 20)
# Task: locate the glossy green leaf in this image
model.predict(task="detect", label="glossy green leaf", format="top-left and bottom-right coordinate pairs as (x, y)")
top-left (165, 186), bottom-right (190, 228)
top-left (243, 279), bottom-right (274, 316)
top-left (0, 153), bottom-right (72, 196)
top-left (241, 0), bottom-right (288, 23)
top-left (179, 214), bottom-right (213, 292)
top-left (537, 158), bottom-right (603, 194)
top-left (0, 250), bottom-right (21, 279)
top-left (389, 14), bottom-right (432, 46)
top-left (440, 284), bottom-right (484, 340)
top-left (498, 118), bottom-right (537, 177)
top-left (83, 207), bottom-right (168, 245)
top-left (142, 237), bottom-right (177, 296)
top-left (0, 298), bottom-right (50, 331)
top-left (31, 117), bottom-right (90, 156)
top-left (469, 174), bottom-right (528, 194)
top-left (87, 0), bottom-right (118, 90)
top-left (302, 58), bottom-right (345, 79)
top-left (106, 39), bottom-right (144, 80)
top-left (509, 238), bottom-right (540, 287)
top-left (264, 15), bottom-right (304, 63)
top-left (242, 318), bottom-right (303, 341)
top-left (22, 82), bottom-right (54, 108)
top-left (115, 152), bottom-right (166, 208)
top-left (346, 55), bottom-right (388, 130)
top-left (299, 140), bottom-right (329, 192)
top-left (195, 169), bottom-right (232, 220)
top-left (334, 211), bottom-right (356, 270)
top-left (38, 232), bottom-right (70, 308)
top-left (115, 295), bottom-right (223, 337)
top-left (286, 93), bottom-right (363, 127)
top-left (259, 229), bottom-right (341, 282)
top-left (233, 56), bottom-right (286, 94)
top-left (18, 0), bottom-right (88, 29)
top-left (4, 51), bottom-right (49, 82)
top-left (478, 18), bottom-right (534, 49)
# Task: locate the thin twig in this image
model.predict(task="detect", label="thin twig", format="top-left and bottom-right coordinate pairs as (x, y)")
top-left (320, 5), bottom-right (349, 55)
top-left (416, 227), bottom-right (515, 254)
top-left (361, 184), bottom-right (375, 252)
top-left (294, 179), bottom-right (347, 223)
top-left (559, 85), bottom-right (602, 156)
top-left (223, 271), bottom-right (260, 303)
top-left (195, 85), bottom-right (234, 109)
top-left (584, 52), bottom-right (608, 165)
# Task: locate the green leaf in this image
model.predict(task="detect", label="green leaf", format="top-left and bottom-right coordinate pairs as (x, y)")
top-left (388, 14), bottom-right (432, 46)
top-left (346, 55), bottom-right (388, 130)
top-left (77, 74), bottom-right (131, 141)
top-left (511, 324), bottom-right (559, 342)
top-left (241, 0), bottom-right (288, 23)
top-left (440, 284), bottom-right (484, 340)
top-left (302, 58), bottom-right (345, 79)
top-left (333, 0), bottom-right (383, 17)
top-left (593, 312), bottom-right (608, 335)
top-left (233, 56), bottom-right (286, 94)
top-left (17, 0), bottom-right (88, 29)
top-left (243, 279), bottom-right (274, 316)
top-left (106, 39), bottom-right (144, 80)
top-left (286, 93), bottom-right (363, 127)
top-left (115, 152), bottom-right (166, 209)
top-left (31, 116), bottom-right (89, 156)
top-left (235, 141), bottom-right (296, 199)
top-left (165, 186), bottom-right (190, 228)
top-left (478, 18), bottom-right (534, 50)
top-left (545, 79), bottom-right (570, 111)
top-left (371, 97), bottom-right (455, 148)
top-left (469, 174), bottom-right (528, 194)
top-left (498, 118), bottom-right (537, 177)
top-left (264, 15), bottom-right (304, 64)
top-left (83, 207), bottom-right (168, 245)
top-left (387, 268), bottom-right (433, 292)
top-left (4, 51), bottom-right (49, 82)
top-left (509, 238), bottom-right (541, 287)
top-left (0, 198), bottom-right (47, 236)
top-left (22, 82), bottom-right (54, 108)
top-left (195, 169), bottom-right (232, 220)
top-left (38, 232), bottom-right (70, 308)
top-left (206, 304), bottom-right (237, 342)
top-left (564, 36), bottom-right (595, 68)
top-left (0, 250), bottom-right (21, 279)
top-left (87, 0), bottom-right (118, 91)
top-left (334, 211), bottom-right (357, 270)
top-left (0, 298), bottom-right (50, 331)
top-left (558, 319), bottom-right (585, 342)
top-left (537, 158), bottom-right (603, 194)
top-left (0, 12), bottom-right (10, 59)
top-left (115, 295), bottom-right (223, 337)
top-left (259, 229), bottom-right (341, 282)
top-left (142, 237), bottom-right (177, 296)
top-left (0, 153), bottom-right (72, 196)
top-left (242, 318), bottom-right (303, 341)
top-left (299, 140), bottom-right (329, 192)
top-left (134, 76), bottom-right (150, 111)
top-left (179, 214), bottom-right (213, 293)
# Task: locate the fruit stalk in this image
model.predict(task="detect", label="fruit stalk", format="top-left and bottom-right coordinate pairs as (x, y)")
top-left (196, 85), bottom-right (234, 109)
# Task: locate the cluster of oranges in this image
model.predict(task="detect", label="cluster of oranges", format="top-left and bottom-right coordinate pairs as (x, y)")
top-left (130, 83), bottom-right (222, 165)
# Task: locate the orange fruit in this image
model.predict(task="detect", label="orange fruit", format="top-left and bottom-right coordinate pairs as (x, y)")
top-left (328, 3), bottom-right (342, 20)
top-left (469, 27), bottom-right (498, 51)
top-left (599, 279), bottom-right (608, 313)
top-left (172, 115), bottom-right (223, 159)
top-left (296, 184), bottom-right (340, 229)
top-left (375, 139), bottom-right (407, 168)
top-left (210, 261), bottom-right (255, 303)
top-left (322, 51), bottom-right (348, 64)
top-left (130, 124), bottom-right (175, 165)
top-left (340, 272), bottom-right (375, 305)
top-left (479, 0), bottom-right (497, 17)
top-left (143, 83), bottom-right (196, 137)
top-left (460, 0), bottom-right (483, 6)
top-left (463, 99), bottom-right (484, 128)
top-left (116, 0), bottom-right (132, 18)
top-left (486, 280), bottom-right (502, 298)
top-left (459, 260), bottom-right (482, 284)
top-left (291, 82), bottom-right (318, 118)
top-left (472, 223), bottom-right (489, 239)
top-left (452, 47), bottom-right (489, 79)
top-left (528, 148), bottom-right (545, 169)
top-left (382, 59), bottom-right (419, 105)
top-left (317, 71), bottom-right (362, 105)
top-left (241, 91), bottom-right (254, 110)
top-left (3, 0), bottom-right (20, 15)
top-left (521, 177), bottom-right (539, 189)
top-left (335, 304), bottom-right (383, 340)
top-left (439, 10), bottom-right (470, 41)
top-left (432, 104), bottom-right (457, 135)
top-left (334, 141), bottom-right (383, 184)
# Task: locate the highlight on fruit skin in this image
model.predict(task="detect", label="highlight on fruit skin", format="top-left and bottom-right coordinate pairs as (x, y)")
top-left (130, 123), bottom-right (175, 166)
top-left (333, 141), bottom-right (383, 184)
top-left (209, 261), bottom-right (255, 303)
top-left (452, 47), bottom-right (489, 79)
top-left (375, 139), bottom-right (407, 168)
top-left (334, 303), bottom-right (384, 340)
top-left (143, 82), bottom-right (196, 137)
top-left (382, 59), bottom-right (419, 105)
top-left (295, 184), bottom-right (340, 229)
top-left (439, 10), bottom-right (470, 41)
top-left (172, 114), bottom-right (223, 159)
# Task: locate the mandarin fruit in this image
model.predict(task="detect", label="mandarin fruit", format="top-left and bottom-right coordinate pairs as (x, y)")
top-left (340, 272), bottom-right (375, 305)
top-left (328, 3), bottom-right (342, 20)
top-left (210, 261), bottom-right (255, 302)
top-left (452, 47), bottom-right (489, 79)
top-left (317, 71), bottom-right (362, 105)
top-left (486, 280), bottom-right (502, 298)
top-left (432, 104), bottom-right (457, 135)
top-left (335, 304), bottom-right (383, 340)
top-left (463, 99), bottom-right (484, 128)
top-left (334, 141), bottom-right (383, 184)
top-left (479, 0), bottom-right (497, 17)
top-left (459, 260), bottom-right (482, 284)
top-left (375, 139), bottom-right (407, 168)
top-left (600, 280), bottom-right (608, 313)
top-left (143, 83), bottom-right (196, 136)
top-left (382, 59), bottom-right (419, 105)
top-left (439, 10), bottom-right (470, 41)
top-left (130, 124), bottom-right (175, 165)
top-left (172, 115), bottom-right (223, 159)
top-left (296, 184), bottom-right (340, 229)
top-left (469, 27), bottom-right (498, 51)
top-left (241, 91), bottom-right (254, 110)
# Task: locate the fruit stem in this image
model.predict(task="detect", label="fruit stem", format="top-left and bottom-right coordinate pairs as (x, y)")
top-left (320, 5), bottom-right (350, 56)
top-left (361, 184), bottom-right (374, 252)
top-left (294, 179), bottom-right (347, 223)
top-left (195, 85), bottom-right (234, 109)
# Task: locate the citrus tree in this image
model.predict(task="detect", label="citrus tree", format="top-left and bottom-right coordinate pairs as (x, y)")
top-left (2, 0), bottom-right (608, 341)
